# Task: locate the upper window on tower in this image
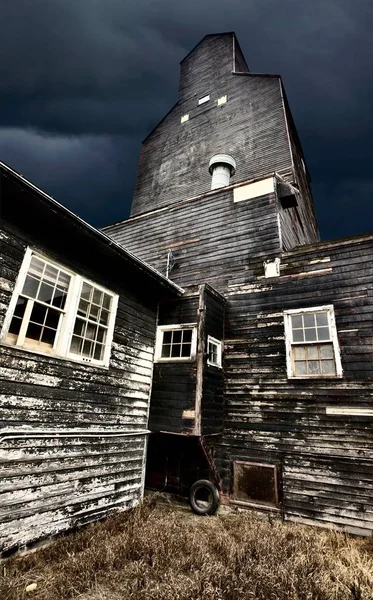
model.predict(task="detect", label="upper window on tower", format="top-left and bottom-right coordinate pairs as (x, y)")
top-left (198, 95), bottom-right (210, 105)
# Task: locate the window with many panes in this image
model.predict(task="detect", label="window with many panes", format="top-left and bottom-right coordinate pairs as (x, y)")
top-left (207, 335), bottom-right (222, 367)
top-left (155, 325), bottom-right (197, 361)
top-left (1, 248), bottom-right (118, 367)
top-left (284, 305), bottom-right (342, 378)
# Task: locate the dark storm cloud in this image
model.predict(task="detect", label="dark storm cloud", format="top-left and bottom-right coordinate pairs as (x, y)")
top-left (0, 0), bottom-right (372, 237)
top-left (0, 128), bottom-right (138, 226)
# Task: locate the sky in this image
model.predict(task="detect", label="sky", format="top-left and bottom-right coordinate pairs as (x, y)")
top-left (1, 0), bottom-right (372, 240)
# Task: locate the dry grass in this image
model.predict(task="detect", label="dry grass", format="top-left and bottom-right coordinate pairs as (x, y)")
top-left (1, 498), bottom-right (373, 600)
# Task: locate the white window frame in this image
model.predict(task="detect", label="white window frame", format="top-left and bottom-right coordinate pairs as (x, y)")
top-left (284, 305), bottom-right (343, 379)
top-left (154, 324), bottom-right (197, 362)
top-left (207, 335), bottom-right (222, 368)
top-left (0, 247), bottom-right (118, 368)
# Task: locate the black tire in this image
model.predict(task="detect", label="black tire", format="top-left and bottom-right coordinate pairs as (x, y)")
top-left (189, 479), bottom-right (220, 516)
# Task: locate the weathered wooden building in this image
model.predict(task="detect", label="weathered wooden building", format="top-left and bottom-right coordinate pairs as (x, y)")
top-left (104, 33), bottom-right (373, 536)
top-left (0, 162), bottom-right (181, 553)
top-left (1, 32), bottom-right (372, 552)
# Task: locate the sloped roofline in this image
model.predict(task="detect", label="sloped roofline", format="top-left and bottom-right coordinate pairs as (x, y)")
top-left (180, 31), bottom-right (236, 64)
top-left (0, 161), bottom-right (183, 296)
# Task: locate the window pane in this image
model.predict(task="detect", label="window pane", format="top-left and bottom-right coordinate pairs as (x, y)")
top-left (81, 283), bottom-right (92, 301)
top-left (293, 346), bottom-right (306, 359)
top-left (171, 343), bottom-right (181, 357)
top-left (100, 309), bottom-right (109, 326)
top-left (41, 327), bottom-right (57, 345)
top-left (85, 323), bottom-right (97, 341)
top-left (26, 322), bottom-right (42, 341)
top-left (92, 289), bottom-right (103, 306)
top-left (183, 329), bottom-right (192, 343)
top-left (82, 340), bottom-right (93, 357)
top-left (70, 335), bottom-right (83, 354)
top-left (163, 331), bottom-right (172, 344)
top-left (321, 360), bottom-right (336, 375)
top-left (30, 303), bottom-right (47, 326)
top-left (293, 329), bottom-right (304, 342)
top-left (304, 328), bottom-right (317, 342)
top-left (57, 271), bottom-right (71, 289)
top-left (44, 264), bottom-right (58, 283)
top-left (161, 344), bottom-right (171, 358)
top-left (52, 288), bottom-right (67, 309)
top-left (29, 256), bottom-right (44, 278)
top-left (181, 343), bottom-right (191, 357)
top-left (307, 346), bottom-right (319, 359)
top-left (44, 308), bottom-right (60, 330)
top-left (102, 294), bottom-right (111, 310)
top-left (321, 344), bottom-right (334, 359)
top-left (96, 327), bottom-right (107, 344)
top-left (316, 313), bottom-right (328, 327)
top-left (14, 297), bottom-right (27, 318)
top-left (303, 313), bottom-right (316, 328)
top-left (89, 304), bottom-right (100, 322)
top-left (291, 315), bottom-right (303, 329)
top-left (78, 299), bottom-right (89, 317)
top-left (38, 282), bottom-right (54, 304)
top-left (308, 360), bottom-right (321, 374)
top-left (317, 327), bottom-right (330, 341)
top-left (294, 361), bottom-right (307, 375)
top-left (73, 318), bottom-right (86, 337)
top-left (22, 275), bottom-right (39, 298)
top-left (9, 315), bottom-right (23, 335)
top-left (94, 343), bottom-right (104, 361)
top-left (173, 330), bottom-right (182, 343)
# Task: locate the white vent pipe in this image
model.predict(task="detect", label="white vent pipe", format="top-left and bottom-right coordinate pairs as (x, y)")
top-left (209, 154), bottom-right (236, 190)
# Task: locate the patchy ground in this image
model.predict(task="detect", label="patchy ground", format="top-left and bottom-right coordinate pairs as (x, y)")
top-left (1, 499), bottom-right (373, 600)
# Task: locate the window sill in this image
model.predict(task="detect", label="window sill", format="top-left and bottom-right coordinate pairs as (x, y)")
top-left (0, 341), bottom-right (110, 370)
top-left (207, 361), bottom-right (222, 369)
top-left (154, 357), bottom-right (196, 363)
top-left (288, 374), bottom-right (343, 380)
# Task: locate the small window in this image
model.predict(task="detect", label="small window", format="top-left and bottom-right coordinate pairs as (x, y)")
top-left (155, 325), bottom-right (197, 362)
top-left (198, 95), bottom-right (210, 105)
top-left (233, 461), bottom-right (279, 508)
top-left (207, 335), bottom-right (222, 367)
top-left (1, 248), bottom-right (118, 367)
top-left (284, 305), bottom-right (342, 378)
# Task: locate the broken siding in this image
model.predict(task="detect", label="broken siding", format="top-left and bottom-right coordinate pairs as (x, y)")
top-left (278, 83), bottom-right (319, 249)
top-left (0, 225), bottom-right (158, 552)
top-left (214, 236), bottom-right (373, 535)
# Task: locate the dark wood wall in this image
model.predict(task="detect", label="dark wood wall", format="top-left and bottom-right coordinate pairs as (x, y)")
top-left (149, 295), bottom-right (199, 434)
top-left (130, 33), bottom-right (295, 217)
top-left (201, 286), bottom-right (225, 436)
top-left (214, 235), bottom-right (373, 535)
top-left (0, 196), bottom-right (164, 552)
top-left (105, 187), bottom-right (282, 291)
top-left (107, 190), bottom-right (373, 534)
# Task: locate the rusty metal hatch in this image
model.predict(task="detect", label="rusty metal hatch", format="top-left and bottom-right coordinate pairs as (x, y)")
top-left (233, 461), bottom-right (279, 507)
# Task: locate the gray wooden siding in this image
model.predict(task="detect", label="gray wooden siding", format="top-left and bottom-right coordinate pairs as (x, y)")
top-left (105, 187), bottom-right (282, 292)
top-left (202, 287), bottom-right (225, 436)
top-left (214, 235), bottom-right (373, 535)
top-left (278, 86), bottom-right (319, 249)
top-left (131, 33), bottom-right (293, 216)
top-left (149, 296), bottom-right (199, 434)
top-left (0, 224), bottom-right (158, 552)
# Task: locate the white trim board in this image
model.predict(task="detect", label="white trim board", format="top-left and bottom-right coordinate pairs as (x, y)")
top-left (326, 407), bottom-right (373, 417)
